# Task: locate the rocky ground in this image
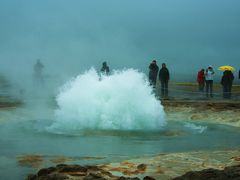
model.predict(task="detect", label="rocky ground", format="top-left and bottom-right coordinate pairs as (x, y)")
top-left (24, 150), bottom-right (240, 180)
top-left (173, 164), bottom-right (240, 180)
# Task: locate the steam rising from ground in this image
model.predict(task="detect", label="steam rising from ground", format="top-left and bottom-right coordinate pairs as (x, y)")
top-left (48, 68), bottom-right (165, 133)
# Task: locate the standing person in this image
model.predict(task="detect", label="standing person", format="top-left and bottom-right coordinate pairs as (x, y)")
top-left (34, 59), bottom-right (44, 87)
top-left (221, 70), bottom-right (234, 98)
top-left (197, 68), bottom-right (205, 92)
top-left (205, 66), bottom-right (214, 98)
top-left (148, 60), bottom-right (159, 88)
top-left (100, 61), bottom-right (110, 76)
top-left (159, 63), bottom-right (170, 98)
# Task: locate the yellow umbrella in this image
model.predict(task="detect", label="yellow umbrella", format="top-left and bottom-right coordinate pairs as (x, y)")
top-left (218, 65), bottom-right (235, 71)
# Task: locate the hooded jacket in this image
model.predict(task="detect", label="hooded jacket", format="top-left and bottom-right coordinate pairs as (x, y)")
top-left (159, 67), bottom-right (169, 81)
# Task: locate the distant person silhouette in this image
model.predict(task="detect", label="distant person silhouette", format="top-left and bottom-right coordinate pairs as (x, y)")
top-left (159, 63), bottom-right (170, 98)
top-left (148, 60), bottom-right (159, 88)
top-left (100, 61), bottom-right (110, 76)
top-left (34, 59), bottom-right (44, 87)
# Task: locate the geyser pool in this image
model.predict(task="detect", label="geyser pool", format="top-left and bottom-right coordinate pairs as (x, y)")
top-left (47, 68), bottom-right (165, 133)
top-left (1, 69), bottom-right (240, 180)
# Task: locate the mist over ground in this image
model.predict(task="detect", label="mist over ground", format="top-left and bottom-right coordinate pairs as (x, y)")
top-left (0, 0), bottom-right (240, 94)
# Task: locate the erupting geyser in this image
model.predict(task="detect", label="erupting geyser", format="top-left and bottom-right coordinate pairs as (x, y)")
top-left (48, 68), bottom-right (165, 133)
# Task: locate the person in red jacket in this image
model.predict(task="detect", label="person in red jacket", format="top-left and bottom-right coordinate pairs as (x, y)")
top-left (197, 69), bottom-right (205, 92)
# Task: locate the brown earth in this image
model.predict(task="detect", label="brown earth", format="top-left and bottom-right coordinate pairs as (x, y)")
top-left (25, 150), bottom-right (240, 180)
top-left (162, 99), bottom-right (240, 128)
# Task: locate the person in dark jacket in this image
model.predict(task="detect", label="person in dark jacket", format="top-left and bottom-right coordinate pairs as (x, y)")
top-left (221, 70), bottom-right (234, 98)
top-left (197, 69), bottom-right (205, 92)
top-left (100, 61), bottom-right (110, 75)
top-left (159, 63), bottom-right (170, 97)
top-left (148, 60), bottom-right (159, 88)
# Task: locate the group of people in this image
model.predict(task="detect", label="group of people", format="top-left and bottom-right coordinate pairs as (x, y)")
top-left (197, 66), bottom-right (215, 97)
top-left (101, 60), bottom-right (170, 98)
top-left (148, 60), bottom-right (237, 99)
top-left (33, 59), bottom-right (237, 99)
top-left (148, 60), bottom-right (170, 97)
top-left (197, 66), bottom-right (235, 98)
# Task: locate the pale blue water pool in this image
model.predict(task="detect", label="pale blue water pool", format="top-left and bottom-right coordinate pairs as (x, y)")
top-left (0, 112), bottom-right (240, 179)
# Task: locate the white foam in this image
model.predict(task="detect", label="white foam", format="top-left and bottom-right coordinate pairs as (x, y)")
top-left (184, 122), bottom-right (207, 133)
top-left (47, 68), bottom-right (165, 133)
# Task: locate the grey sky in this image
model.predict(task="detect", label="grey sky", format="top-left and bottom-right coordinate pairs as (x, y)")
top-left (0, 0), bottom-right (240, 82)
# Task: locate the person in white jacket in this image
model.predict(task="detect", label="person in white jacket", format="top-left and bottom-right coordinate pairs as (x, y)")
top-left (205, 66), bottom-right (214, 98)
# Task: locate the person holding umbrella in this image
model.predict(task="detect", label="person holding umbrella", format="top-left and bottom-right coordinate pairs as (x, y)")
top-left (219, 66), bottom-right (235, 98)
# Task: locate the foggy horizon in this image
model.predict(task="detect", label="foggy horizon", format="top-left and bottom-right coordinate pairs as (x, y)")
top-left (0, 0), bottom-right (240, 86)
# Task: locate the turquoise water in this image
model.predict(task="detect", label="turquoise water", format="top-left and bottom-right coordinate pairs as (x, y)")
top-left (0, 115), bottom-right (240, 179)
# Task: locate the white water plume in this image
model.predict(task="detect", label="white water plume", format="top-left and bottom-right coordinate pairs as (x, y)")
top-left (47, 68), bottom-right (165, 133)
